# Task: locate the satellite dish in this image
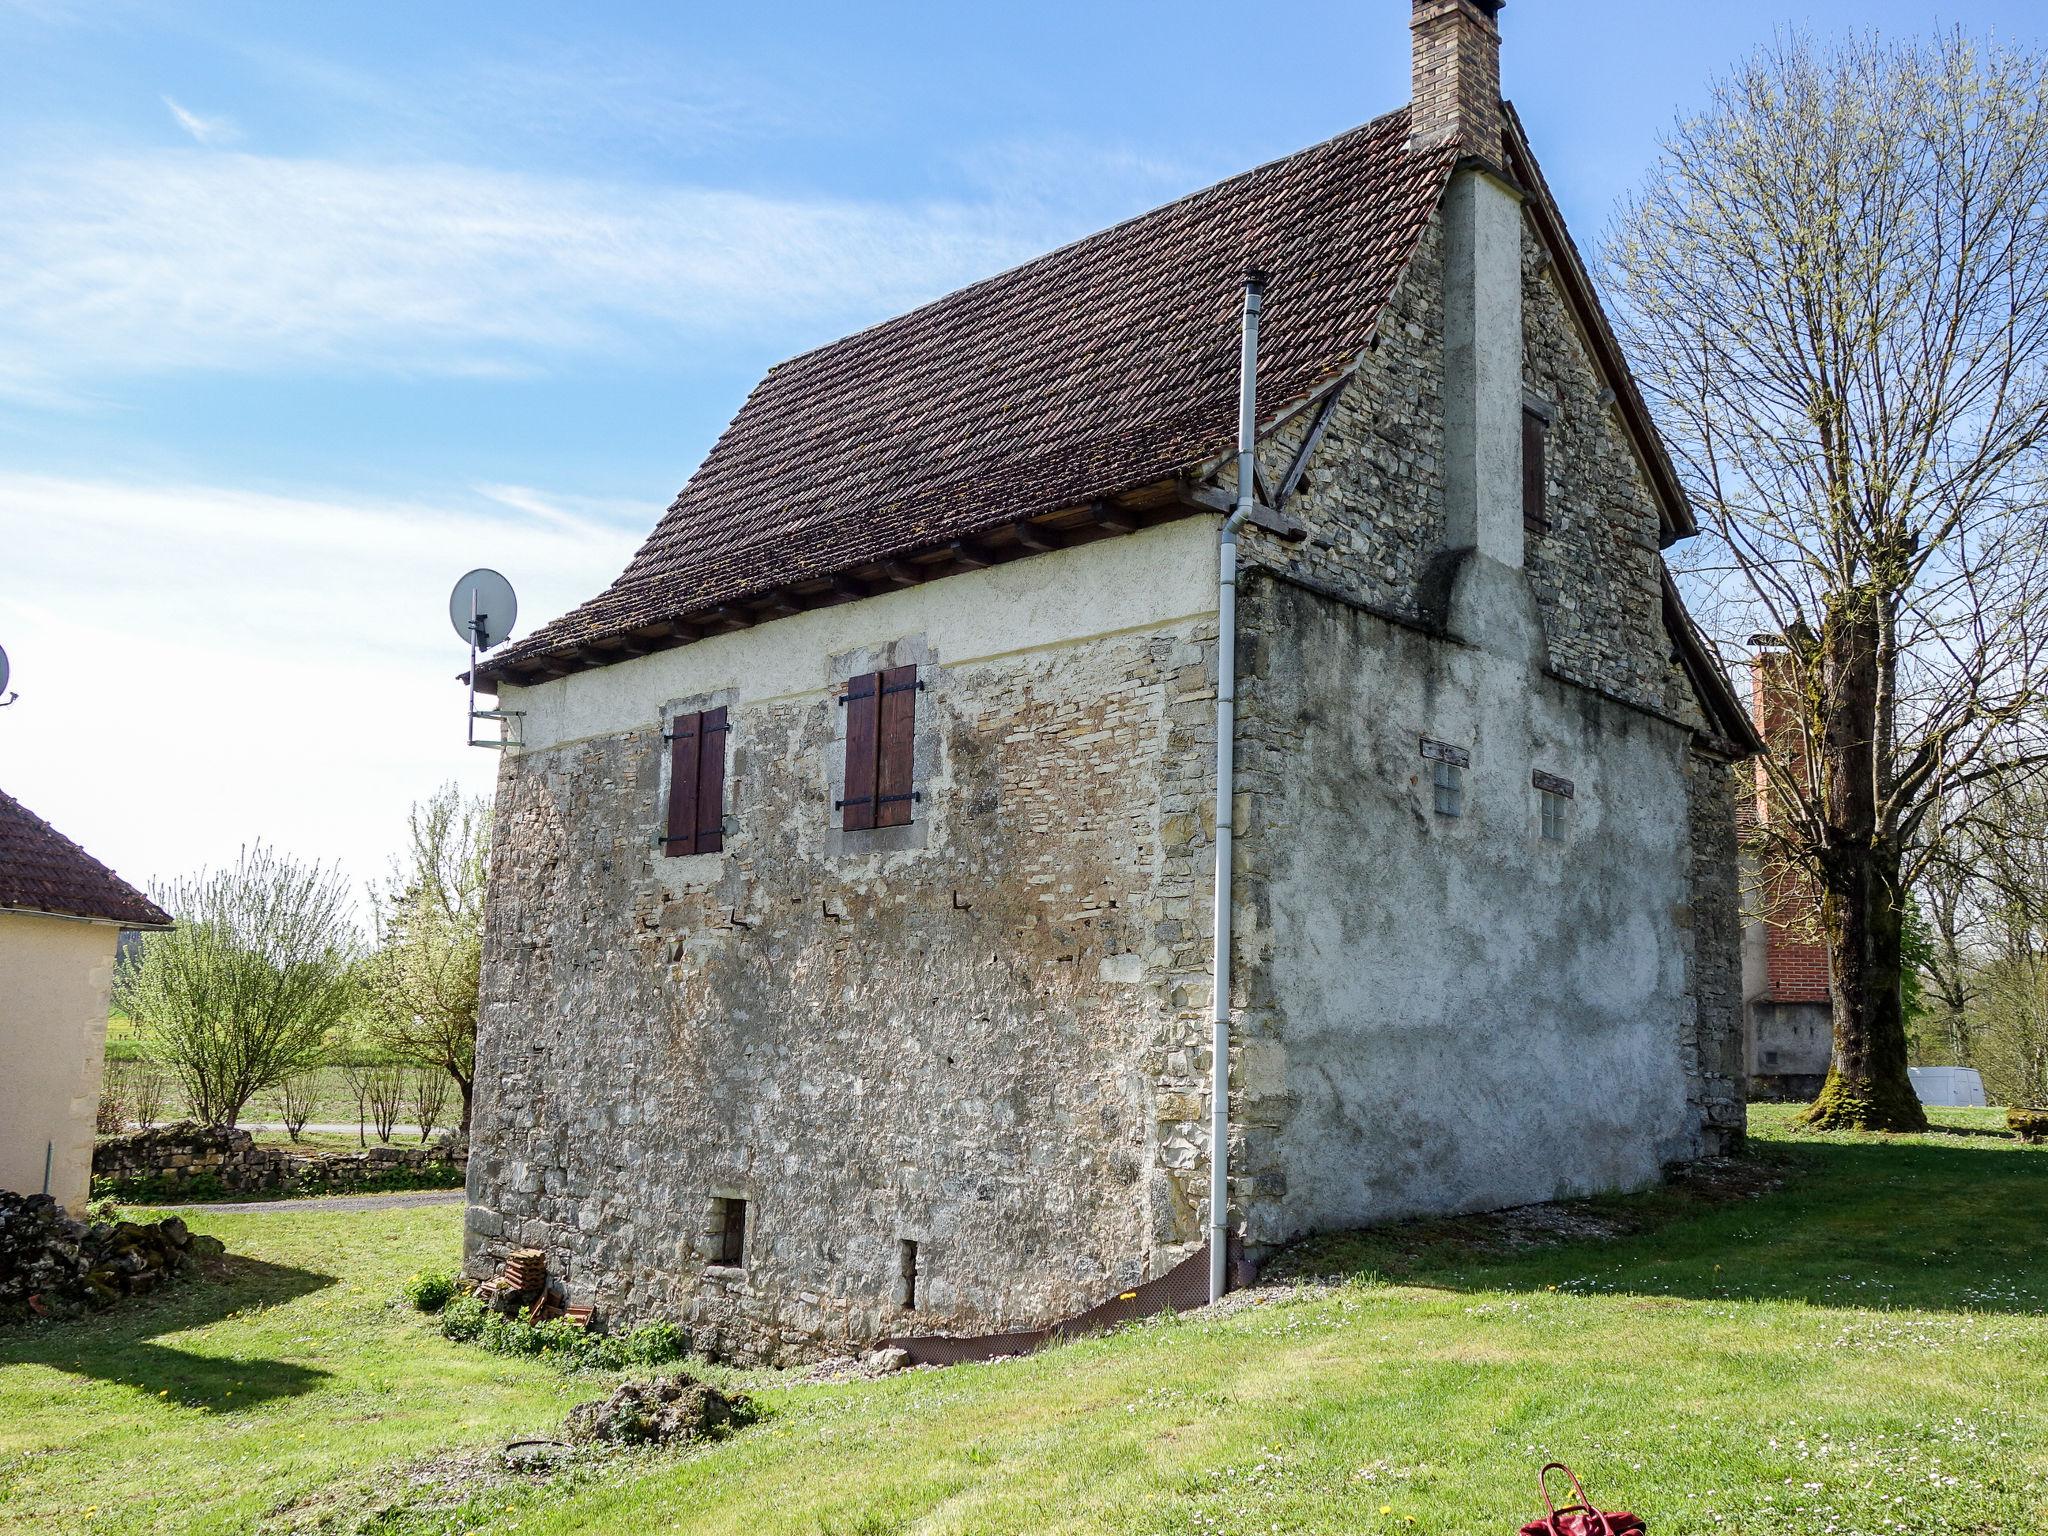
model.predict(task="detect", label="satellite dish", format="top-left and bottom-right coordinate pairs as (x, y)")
top-left (449, 569), bottom-right (517, 651)
top-left (0, 642), bottom-right (13, 707)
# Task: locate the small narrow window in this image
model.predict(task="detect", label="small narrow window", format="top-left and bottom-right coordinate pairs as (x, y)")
top-left (1422, 739), bottom-right (1469, 819)
top-left (898, 1239), bottom-right (920, 1311)
top-left (839, 665), bottom-right (920, 829)
top-left (663, 707), bottom-right (729, 856)
top-left (1522, 406), bottom-right (1550, 533)
top-left (713, 1197), bottom-right (747, 1267)
top-left (1433, 760), bottom-right (1464, 818)
top-left (1533, 769), bottom-right (1574, 842)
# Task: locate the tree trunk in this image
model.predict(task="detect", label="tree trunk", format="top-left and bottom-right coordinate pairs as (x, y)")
top-left (455, 1070), bottom-right (473, 1135)
top-left (1806, 846), bottom-right (1927, 1130)
top-left (1802, 595), bottom-right (1927, 1132)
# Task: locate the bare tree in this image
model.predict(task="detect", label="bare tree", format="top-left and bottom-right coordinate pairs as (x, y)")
top-left (408, 1067), bottom-right (450, 1143)
top-left (1611, 30), bottom-right (2048, 1129)
top-left (361, 784), bottom-right (488, 1130)
top-left (127, 1062), bottom-right (169, 1130)
top-left (364, 1063), bottom-right (407, 1144)
top-left (278, 1073), bottom-right (319, 1142)
top-left (115, 845), bottom-right (359, 1128)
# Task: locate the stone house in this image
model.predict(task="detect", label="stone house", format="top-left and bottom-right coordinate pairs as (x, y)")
top-left (466, 0), bottom-right (1759, 1362)
top-left (0, 788), bottom-right (171, 1211)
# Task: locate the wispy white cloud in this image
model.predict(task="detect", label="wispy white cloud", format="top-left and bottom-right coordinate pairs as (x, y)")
top-left (0, 148), bottom-right (1058, 398)
top-left (161, 95), bottom-right (238, 145)
top-left (0, 473), bottom-right (641, 902)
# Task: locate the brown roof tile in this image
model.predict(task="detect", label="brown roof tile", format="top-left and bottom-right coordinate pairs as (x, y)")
top-left (0, 788), bottom-right (172, 928)
top-left (489, 108), bottom-right (1455, 679)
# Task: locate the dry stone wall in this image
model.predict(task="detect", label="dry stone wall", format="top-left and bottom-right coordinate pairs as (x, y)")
top-left (92, 1122), bottom-right (466, 1199)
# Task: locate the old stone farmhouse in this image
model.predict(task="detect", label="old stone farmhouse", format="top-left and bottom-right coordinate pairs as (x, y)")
top-left (466, 0), bottom-right (1760, 1362)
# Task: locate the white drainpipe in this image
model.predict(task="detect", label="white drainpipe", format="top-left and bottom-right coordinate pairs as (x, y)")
top-left (1209, 269), bottom-right (1265, 1305)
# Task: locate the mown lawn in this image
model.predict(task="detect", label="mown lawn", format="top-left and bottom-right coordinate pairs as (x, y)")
top-left (4, 1108), bottom-right (2045, 1535)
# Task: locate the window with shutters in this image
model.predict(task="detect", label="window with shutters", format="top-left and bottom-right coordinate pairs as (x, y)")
top-left (662, 706), bottom-right (729, 857)
top-left (838, 664), bottom-right (920, 830)
top-left (1522, 405), bottom-right (1551, 533)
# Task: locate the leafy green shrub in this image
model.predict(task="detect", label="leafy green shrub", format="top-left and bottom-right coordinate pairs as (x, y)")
top-left (439, 1294), bottom-right (486, 1342)
top-left (401, 1269), bottom-right (458, 1312)
top-left (436, 1300), bottom-right (693, 1371)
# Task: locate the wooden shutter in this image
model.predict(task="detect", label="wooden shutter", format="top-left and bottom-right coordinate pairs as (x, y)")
top-left (875, 665), bottom-right (919, 828)
top-left (840, 673), bottom-right (879, 830)
top-left (1522, 408), bottom-right (1549, 532)
top-left (664, 711), bottom-right (702, 857)
top-left (696, 706), bottom-right (728, 854)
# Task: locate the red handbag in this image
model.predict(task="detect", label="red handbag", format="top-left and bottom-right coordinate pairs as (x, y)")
top-left (1518, 1463), bottom-right (1645, 1536)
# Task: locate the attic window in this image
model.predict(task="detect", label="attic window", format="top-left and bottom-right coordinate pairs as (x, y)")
top-left (1522, 406), bottom-right (1551, 533)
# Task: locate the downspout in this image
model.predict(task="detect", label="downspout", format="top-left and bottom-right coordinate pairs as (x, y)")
top-left (1210, 269), bottom-right (1266, 1305)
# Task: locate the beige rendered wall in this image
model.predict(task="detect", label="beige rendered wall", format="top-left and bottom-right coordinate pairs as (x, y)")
top-left (0, 910), bottom-right (119, 1211)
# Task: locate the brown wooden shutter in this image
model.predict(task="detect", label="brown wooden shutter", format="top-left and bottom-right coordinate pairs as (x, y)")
top-left (1522, 408), bottom-right (1549, 532)
top-left (665, 711), bottom-right (702, 857)
top-left (875, 664), bottom-right (918, 828)
top-left (696, 706), bottom-right (728, 854)
top-left (840, 673), bottom-right (879, 830)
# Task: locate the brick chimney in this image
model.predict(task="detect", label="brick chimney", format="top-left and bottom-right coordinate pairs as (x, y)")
top-left (1410, 0), bottom-right (1506, 158)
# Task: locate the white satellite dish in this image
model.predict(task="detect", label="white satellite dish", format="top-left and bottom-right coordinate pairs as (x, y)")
top-left (448, 571), bottom-right (523, 751)
top-left (449, 568), bottom-right (517, 651)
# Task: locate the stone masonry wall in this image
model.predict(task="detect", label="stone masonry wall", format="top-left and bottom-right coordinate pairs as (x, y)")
top-left (1685, 751), bottom-right (1748, 1151)
top-left (92, 1122), bottom-right (466, 1198)
top-left (469, 613), bottom-right (1222, 1364)
top-left (1242, 216), bottom-right (1706, 731)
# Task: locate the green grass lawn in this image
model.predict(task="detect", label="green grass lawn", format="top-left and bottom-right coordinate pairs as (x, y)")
top-left (5, 1108), bottom-right (2045, 1535)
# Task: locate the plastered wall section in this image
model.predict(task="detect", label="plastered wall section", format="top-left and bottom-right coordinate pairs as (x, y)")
top-left (0, 912), bottom-right (118, 1210)
top-left (470, 520), bottom-right (1227, 1361)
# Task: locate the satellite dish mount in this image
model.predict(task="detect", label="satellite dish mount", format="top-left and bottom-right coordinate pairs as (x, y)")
top-left (449, 569), bottom-right (523, 750)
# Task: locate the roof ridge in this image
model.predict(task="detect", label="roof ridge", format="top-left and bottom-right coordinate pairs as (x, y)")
top-left (753, 106), bottom-right (1416, 384)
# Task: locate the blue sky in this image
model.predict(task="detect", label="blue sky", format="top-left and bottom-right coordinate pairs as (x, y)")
top-left (1, 0), bottom-right (2038, 904)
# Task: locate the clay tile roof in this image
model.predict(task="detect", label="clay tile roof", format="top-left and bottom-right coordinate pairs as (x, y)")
top-left (0, 788), bottom-right (172, 928)
top-left (489, 108), bottom-right (1455, 680)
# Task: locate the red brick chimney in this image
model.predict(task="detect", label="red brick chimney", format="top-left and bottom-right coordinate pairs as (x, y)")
top-left (1410, 0), bottom-right (1506, 158)
top-left (1749, 650), bottom-right (1832, 1006)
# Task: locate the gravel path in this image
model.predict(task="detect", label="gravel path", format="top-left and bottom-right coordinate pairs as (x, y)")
top-left (147, 1188), bottom-right (466, 1215)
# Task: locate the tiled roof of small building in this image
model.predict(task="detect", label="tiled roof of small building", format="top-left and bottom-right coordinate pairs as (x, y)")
top-left (0, 788), bottom-right (172, 928)
top-left (487, 108), bottom-right (1457, 681)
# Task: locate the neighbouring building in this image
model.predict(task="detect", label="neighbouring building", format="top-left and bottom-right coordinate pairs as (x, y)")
top-left (1739, 649), bottom-right (1834, 1101)
top-left (465, 0), bottom-right (1761, 1362)
top-left (0, 788), bottom-right (170, 1211)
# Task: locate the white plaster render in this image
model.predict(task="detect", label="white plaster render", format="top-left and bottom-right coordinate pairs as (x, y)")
top-left (504, 516), bottom-right (1220, 754)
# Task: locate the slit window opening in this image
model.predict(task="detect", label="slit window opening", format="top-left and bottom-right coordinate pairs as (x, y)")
top-left (898, 1239), bottom-right (920, 1310)
top-left (1540, 788), bottom-right (1567, 841)
top-left (714, 1197), bottom-right (747, 1267)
